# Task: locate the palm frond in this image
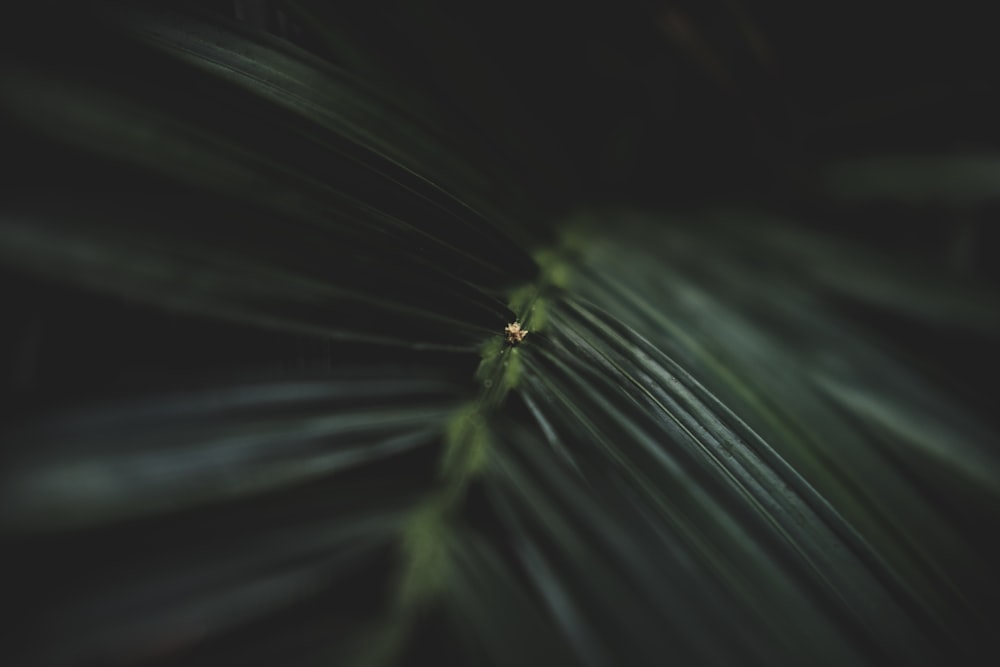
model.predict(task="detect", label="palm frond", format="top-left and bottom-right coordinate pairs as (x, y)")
top-left (2, 3), bottom-right (998, 667)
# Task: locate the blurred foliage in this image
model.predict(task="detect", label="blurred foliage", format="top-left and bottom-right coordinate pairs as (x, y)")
top-left (2, 2), bottom-right (999, 666)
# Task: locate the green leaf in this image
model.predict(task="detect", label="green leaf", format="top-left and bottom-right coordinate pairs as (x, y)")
top-left (823, 155), bottom-right (1000, 205)
top-left (0, 372), bottom-right (463, 529)
top-left (1, 7), bottom-right (537, 350)
top-left (2, 5), bottom-right (998, 667)
top-left (1, 369), bottom-right (459, 665)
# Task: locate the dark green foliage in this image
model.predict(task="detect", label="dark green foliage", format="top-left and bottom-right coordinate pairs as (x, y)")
top-left (2, 3), bottom-right (998, 666)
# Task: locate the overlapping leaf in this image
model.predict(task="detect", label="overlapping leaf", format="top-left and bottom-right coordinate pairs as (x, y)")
top-left (473, 216), bottom-right (1000, 665)
top-left (1, 370), bottom-right (463, 665)
top-left (0, 5), bottom-right (536, 351)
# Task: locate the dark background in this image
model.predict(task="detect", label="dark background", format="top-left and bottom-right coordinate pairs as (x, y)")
top-left (7, 1), bottom-right (1000, 240)
top-left (218, 0), bottom-right (1000, 271)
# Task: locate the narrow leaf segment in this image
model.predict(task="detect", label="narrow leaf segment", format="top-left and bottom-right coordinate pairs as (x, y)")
top-left (363, 245), bottom-right (570, 665)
